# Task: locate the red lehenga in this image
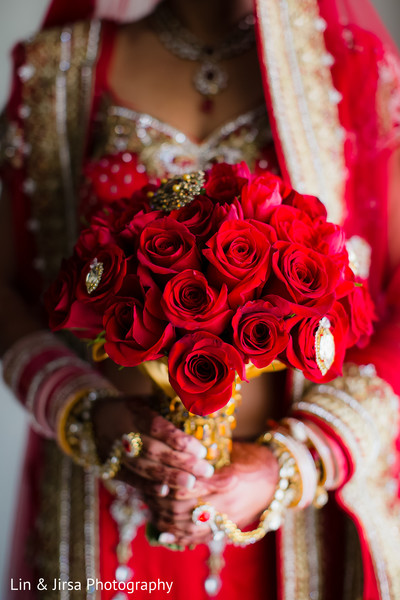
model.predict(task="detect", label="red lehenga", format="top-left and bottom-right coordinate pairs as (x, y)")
top-left (1, 0), bottom-right (400, 599)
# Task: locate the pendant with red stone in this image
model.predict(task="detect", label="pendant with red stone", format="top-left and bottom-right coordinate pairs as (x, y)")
top-left (192, 504), bottom-right (216, 526)
top-left (200, 98), bottom-right (214, 113)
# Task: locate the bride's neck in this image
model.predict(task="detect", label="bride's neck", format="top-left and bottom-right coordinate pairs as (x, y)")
top-left (165, 0), bottom-right (254, 42)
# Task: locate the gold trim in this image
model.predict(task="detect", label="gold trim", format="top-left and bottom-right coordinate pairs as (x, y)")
top-left (37, 442), bottom-right (99, 598)
top-left (21, 21), bottom-right (100, 283)
top-left (256, 0), bottom-right (346, 224)
top-left (280, 507), bottom-right (322, 600)
top-left (295, 365), bottom-right (400, 599)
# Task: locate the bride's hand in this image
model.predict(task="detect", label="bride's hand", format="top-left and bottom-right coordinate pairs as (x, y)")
top-left (92, 395), bottom-right (216, 495)
top-left (144, 442), bottom-right (279, 547)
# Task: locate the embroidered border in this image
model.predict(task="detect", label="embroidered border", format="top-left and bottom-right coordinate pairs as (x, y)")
top-left (255, 0), bottom-right (346, 224)
top-left (20, 21), bottom-right (100, 283)
top-left (295, 365), bottom-right (400, 599)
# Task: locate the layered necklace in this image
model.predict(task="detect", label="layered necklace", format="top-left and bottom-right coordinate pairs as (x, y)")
top-left (152, 4), bottom-right (256, 113)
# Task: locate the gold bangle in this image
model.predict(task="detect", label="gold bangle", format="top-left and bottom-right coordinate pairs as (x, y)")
top-left (192, 438), bottom-right (298, 546)
top-left (56, 387), bottom-right (94, 456)
top-left (62, 388), bottom-right (120, 472)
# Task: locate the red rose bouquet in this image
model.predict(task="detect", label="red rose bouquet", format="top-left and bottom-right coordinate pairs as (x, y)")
top-left (45, 156), bottom-right (375, 419)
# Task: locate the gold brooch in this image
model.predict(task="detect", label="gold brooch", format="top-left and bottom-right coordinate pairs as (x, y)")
top-left (315, 317), bottom-right (335, 376)
top-left (148, 171), bottom-right (205, 212)
top-left (85, 258), bottom-right (104, 294)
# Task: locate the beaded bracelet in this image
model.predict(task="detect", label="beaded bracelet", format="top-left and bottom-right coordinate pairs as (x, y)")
top-left (61, 387), bottom-right (125, 480)
top-left (192, 429), bottom-right (305, 547)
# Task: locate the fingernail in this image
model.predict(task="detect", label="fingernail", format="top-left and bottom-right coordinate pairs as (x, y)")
top-left (159, 532), bottom-right (176, 544)
top-left (194, 462), bottom-right (214, 478)
top-left (160, 484), bottom-right (169, 497)
top-left (188, 441), bottom-right (207, 459)
top-left (186, 474), bottom-right (196, 490)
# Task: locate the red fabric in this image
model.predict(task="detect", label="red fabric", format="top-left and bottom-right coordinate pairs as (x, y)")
top-left (42, 0), bottom-right (94, 28)
top-left (98, 485), bottom-right (276, 600)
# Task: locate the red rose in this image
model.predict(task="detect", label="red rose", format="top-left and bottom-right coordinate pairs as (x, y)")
top-left (339, 280), bottom-right (376, 348)
top-left (114, 209), bottom-right (162, 257)
top-left (311, 221), bottom-right (348, 269)
top-left (104, 286), bottom-right (175, 367)
top-left (161, 270), bottom-right (232, 335)
top-left (267, 241), bottom-right (341, 313)
top-left (268, 205), bottom-right (314, 243)
top-left (285, 302), bottom-right (349, 382)
top-left (45, 257), bottom-right (103, 337)
top-left (232, 300), bottom-right (290, 368)
top-left (45, 257), bottom-right (79, 330)
top-left (205, 162), bottom-right (250, 203)
top-left (283, 191), bottom-right (327, 221)
top-left (240, 173), bottom-right (282, 221)
top-left (168, 332), bottom-right (245, 416)
top-left (137, 216), bottom-right (201, 283)
top-left (76, 244), bottom-right (128, 309)
top-left (203, 219), bottom-right (277, 308)
top-left (169, 196), bottom-right (216, 242)
top-left (75, 226), bottom-right (116, 260)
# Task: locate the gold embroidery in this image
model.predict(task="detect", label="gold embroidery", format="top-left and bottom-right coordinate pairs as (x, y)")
top-left (37, 442), bottom-right (99, 599)
top-left (93, 101), bottom-right (273, 177)
top-left (280, 507), bottom-right (323, 600)
top-left (377, 51), bottom-right (400, 149)
top-left (255, 0), bottom-right (346, 225)
top-left (294, 364), bottom-right (400, 600)
top-left (345, 236), bottom-right (372, 280)
top-left (21, 22), bottom-right (99, 283)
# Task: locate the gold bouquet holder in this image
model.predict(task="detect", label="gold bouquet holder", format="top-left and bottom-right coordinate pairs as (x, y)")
top-left (140, 357), bottom-right (286, 469)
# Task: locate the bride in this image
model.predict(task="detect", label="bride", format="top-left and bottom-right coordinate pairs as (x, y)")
top-left (1, 0), bottom-right (400, 598)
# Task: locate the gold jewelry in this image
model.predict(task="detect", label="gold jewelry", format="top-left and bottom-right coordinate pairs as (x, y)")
top-left (122, 432), bottom-right (143, 458)
top-left (152, 4), bottom-right (256, 111)
top-left (99, 440), bottom-right (124, 480)
top-left (192, 437), bottom-right (299, 546)
top-left (258, 428), bottom-right (316, 510)
top-left (62, 388), bottom-right (123, 481)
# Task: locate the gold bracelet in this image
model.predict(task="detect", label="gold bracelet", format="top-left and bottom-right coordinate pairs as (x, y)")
top-left (63, 388), bottom-right (124, 480)
top-left (192, 437), bottom-right (299, 546)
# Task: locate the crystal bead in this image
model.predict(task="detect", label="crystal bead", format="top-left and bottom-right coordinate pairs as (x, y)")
top-left (175, 132), bottom-right (186, 143)
top-left (270, 500), bottom-right (280, 512)
top-left (115, 564), bottom-right (133, 582)
top-left (59, 60), bottom-right (70, 72)
top-left (204, 575), bottom-right (221, 596)
top-left (18, 105), bottom-right (31, 119)
top-left (314, 488), bottom-right (329, 508)
top-left (23, 179), bottom-right (36, 194)
top-left (314, 17), bottom-right (327, 32)
top-left (60, 31), bottom-right (72, 42)
top-left (18, 64), bottom-right (35, 82)
top-left (328, 89), bottom-right (343, 104)
top-left (279, 478), bottom-right (289, 490)
top-left (33, 257), bottom-right (46, 271)
top-left (267, 512), bottom-right (282, 531)
top-left (322, 53), bottom-right (335, 67)
top-left (26, 218), bottom-right (40, 232)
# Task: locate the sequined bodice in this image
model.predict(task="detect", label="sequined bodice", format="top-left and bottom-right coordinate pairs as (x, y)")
top-left (92, 97), bottom-right (275, 177)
